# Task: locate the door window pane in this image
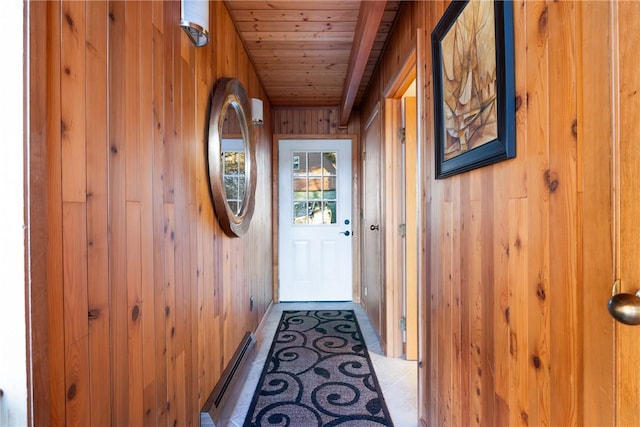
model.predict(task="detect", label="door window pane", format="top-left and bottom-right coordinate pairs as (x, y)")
top-left (292, 151), bottom-right (338, 225)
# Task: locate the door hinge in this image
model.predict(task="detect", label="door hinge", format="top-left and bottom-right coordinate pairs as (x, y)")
top-left (400, 316), bottom-right (407, 344)
top-left (398, 223), bottom-right (406, 237)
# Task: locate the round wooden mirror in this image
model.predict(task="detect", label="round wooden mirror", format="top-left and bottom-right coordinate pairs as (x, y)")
top-left (207, 78), bottom-right (256, 237)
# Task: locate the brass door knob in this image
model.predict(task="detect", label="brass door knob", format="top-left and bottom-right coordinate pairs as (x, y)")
top-left (608, 291), bottom-right (640, 325)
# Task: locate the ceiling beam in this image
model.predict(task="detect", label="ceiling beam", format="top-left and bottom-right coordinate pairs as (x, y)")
top-left (339, 1), bottom-right (386, 127)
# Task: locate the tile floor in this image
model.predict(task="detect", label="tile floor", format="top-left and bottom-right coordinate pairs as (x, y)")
top-left (226, 302), bottom-right (418, 427)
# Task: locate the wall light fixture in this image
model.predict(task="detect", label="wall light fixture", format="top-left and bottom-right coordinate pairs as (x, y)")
top-left (251, 98), bottom-right (264, 126)
top-left (180, 0), bottom-right (209, 47)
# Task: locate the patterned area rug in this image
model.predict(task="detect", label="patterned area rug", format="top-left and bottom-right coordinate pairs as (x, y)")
top-left (243, 310), bottom-right (394, 426)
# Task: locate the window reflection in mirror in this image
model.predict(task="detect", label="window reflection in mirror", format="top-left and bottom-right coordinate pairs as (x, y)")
top-left (221, 139), bottom-right (245, 215)
top-left (220, 99), bottom-right (247, 216)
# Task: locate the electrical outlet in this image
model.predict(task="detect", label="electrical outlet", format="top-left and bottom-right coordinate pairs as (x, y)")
top-left (363, 287), bottom-right (368, 297)
top-left (250, 296), bottom-right (254, 311)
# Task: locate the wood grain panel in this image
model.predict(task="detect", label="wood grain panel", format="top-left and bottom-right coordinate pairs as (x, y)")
top-left (126, 201), bottom-right (143, 427)
top-left (242, 31), bottom-right (355, 43)
top-left (162, 1), bottom-right (176, 204)
top-left (61, 4), bottom-right (89, 427)
top-left (492, 128), bottom-right (510, 425)
top-left (150, 4), bottom-right (167, 424)
top-left (273, 108), bottom-right (354, 134)
top-left (507, 199), bottom-right (528, 427)
top-left (229, 9), bottom-right (358, 23)
top-left (46, 1), bottom-right (66, 422)
top-left (138, 3), bottom-right (158, 426)
top-left (508, 0), bottom-right (528, 199)
top-left (358, 1), bottom-right (621, 425)
top-left (85, 2), bottom-right (112, 425)
top-left (524, 2), bottom-right (551, 426)
top-left (479, 168), bottom-right (496, 427)
top-left (616, 2), bottom-right (640, 425)
top-left (547, 2), bottom-right (579, 425)
top-left (163, 204), bottom-right (177, 426)
top-left (62, 202), bottom-right (90, 427)
top-left (125, 0), bottom-right (141, 202)
top-left (468, 200), bottom-right (483, 426)
top-left (108, 3), bottom-right (129, 425)
top-left (250, 49), bottom-right (351, 59)
top-left (228, 2), bottom-right (361, 11)
top-left (576, 2), bottom-right (615, 423)
top-left (458, 173), bottom-right (471, 426)
top-left (60, 0), bottom-right (86, 203)
top-left (29, 1), bottom-right (273, 425)
top-left (27, 2), bottom-right (60, 425)
top-left (236, 21), bottom-right (357, 33)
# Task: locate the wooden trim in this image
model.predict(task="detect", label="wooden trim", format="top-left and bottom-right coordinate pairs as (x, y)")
top-left (415, 26), bottom-right (431, 426)
top-left (271, 133), bottom-right (280, 304)
top-left (26, 2), bottom-right (52, 424)
top-left (383, 97), bottom-right (403, 358)
top-left (382, 43), bottom-right (418, 359)
top-left (383, 46), bottom-right (417, 97)
top-left (404, 95), bottom-right (418, 361)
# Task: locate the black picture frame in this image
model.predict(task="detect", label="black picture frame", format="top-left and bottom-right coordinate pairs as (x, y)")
top-left (431, 0), bottom-right (515, 179)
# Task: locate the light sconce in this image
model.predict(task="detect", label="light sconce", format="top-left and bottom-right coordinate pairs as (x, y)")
top-left (180, 0), bottom-right (209, 47)
top-left (251, 98), bottom-right (264, 126)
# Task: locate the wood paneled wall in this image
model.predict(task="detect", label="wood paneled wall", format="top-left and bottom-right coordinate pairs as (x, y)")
top-left (27, 1), bottom-right (272, 425)
top-left (272, 107), bottom-right (359, 135)
top-left (361, 1), bottom-right (616, 426)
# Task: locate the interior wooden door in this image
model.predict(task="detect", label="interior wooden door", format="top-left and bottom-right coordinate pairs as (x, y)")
top-left (614, 1), bottom-right (640, 423)
top-left (362, 105), bottom-right (384, 347)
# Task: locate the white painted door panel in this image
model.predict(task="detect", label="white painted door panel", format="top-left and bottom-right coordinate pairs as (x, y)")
top-left (279, 139), bottom-right (353, 301)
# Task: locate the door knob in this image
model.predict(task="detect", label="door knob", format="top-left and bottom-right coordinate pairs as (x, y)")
top-left (608, 290), bottom-right (640, 325)
top-left (340, 230), bottom-right (351, 236)
top-left (369, 224), bottom-right (379, 231)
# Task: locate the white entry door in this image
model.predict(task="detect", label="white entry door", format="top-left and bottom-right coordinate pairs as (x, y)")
top-left (279, 139), bottom-right (353, 301)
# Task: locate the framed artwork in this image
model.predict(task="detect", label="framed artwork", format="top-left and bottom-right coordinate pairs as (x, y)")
top-left (431, 0), bottom-right (515, 179)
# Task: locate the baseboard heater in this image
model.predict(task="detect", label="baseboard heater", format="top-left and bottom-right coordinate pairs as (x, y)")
top-left (200, 332), bottom-right (256, 427)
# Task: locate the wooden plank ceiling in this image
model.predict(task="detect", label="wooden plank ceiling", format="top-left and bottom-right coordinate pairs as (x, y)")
top-left (224, 1), bottom-right (402, 116)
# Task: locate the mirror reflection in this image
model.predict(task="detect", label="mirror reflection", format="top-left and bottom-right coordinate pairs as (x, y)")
top-left (221, 105), bottom-right (247, 215)
top-left (207, 77), bottom-right (256, 237)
